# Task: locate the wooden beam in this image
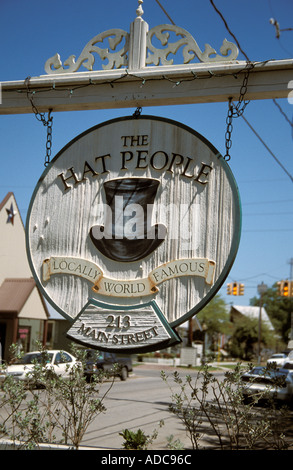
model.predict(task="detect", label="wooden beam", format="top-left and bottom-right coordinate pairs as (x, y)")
top-left (1, 59), bottom-right (292, 114)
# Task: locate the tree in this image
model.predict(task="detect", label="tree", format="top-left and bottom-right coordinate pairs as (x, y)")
top-left (250, 282), bottom-right (292, 347)
top-left (196, 294), bottom-right (232, 352)
top-left (0, 343), bottom-right (114, 449)
top-left (228, 315), bottom-right (273, 360)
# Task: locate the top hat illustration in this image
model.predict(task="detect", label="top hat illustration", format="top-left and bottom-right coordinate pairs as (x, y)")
top-left (90, 177), bottom-right (167, 262)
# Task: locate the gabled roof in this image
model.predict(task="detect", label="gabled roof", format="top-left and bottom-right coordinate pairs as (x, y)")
top-left (0, 192), bottom-right (13, 212)
top-left (231, 305), bottom-right (274, 330)
top-left (0, 193), bottom-right (13, 211)
top-left (0, 192), bottom-right (23, 225)
top-left (0, 278), bottom-right (49, 319)
top-left (0, 278), bottom-right (36, 313)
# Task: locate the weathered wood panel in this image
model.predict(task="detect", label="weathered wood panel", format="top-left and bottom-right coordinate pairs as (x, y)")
top-left (26, 116), bottom-right (241, 350)
top-left (26, 116), bottom-right (240, 323)
top-left (2, 60), bottom-right (293, 114)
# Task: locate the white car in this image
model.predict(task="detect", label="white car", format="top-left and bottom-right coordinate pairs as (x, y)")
top-left (241, 366), bottom-right (293, 404)
top-left (267, 353), bottom-right (288, 368)
top-left (0, 350), bottom-right (79, 385)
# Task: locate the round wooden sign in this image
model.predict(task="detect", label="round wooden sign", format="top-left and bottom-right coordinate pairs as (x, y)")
top-left (26, 116), bottom-right (241, 352)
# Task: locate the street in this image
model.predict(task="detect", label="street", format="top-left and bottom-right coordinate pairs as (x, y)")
top-left (81, 364), bottom-right (200, 450)
top-left (0, 363), bottom-right (221, 451)
top-left (2, 363), bottom-right (293, 452)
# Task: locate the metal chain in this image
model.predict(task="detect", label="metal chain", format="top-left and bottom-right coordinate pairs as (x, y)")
top-left (25, 76), bottom-right (53, 167)
top-left (224, 64), bottom-right (253, 161)
top-left (224, 99), bottom-right (233, 161)
top-left (133, 106), bottom-right (142, 118)
top-left (45, 111), bottom-right (53, 167)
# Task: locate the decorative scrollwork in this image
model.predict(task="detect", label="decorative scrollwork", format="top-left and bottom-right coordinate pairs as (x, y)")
top-left (146, 24), bottom-right (239, 66)
top-left (45, 29), bottom-right (129, 74)
top-left (44, 22), bottom-right (239, 75)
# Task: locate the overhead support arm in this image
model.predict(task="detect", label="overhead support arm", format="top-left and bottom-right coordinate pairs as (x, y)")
top-left (1, 59), bottom-right (292, 115)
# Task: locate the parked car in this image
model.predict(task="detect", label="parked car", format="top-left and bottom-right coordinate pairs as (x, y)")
top-left (267, 353), bottom-right (289, 368)
top-left (283, 351), bottom-right (293, 369)
top-left (84, 349), bottom-right (132, 382)
top-left (241, 366), bottom-right (293, 405)
top-left (283, 362), bottom-right (293, 370)
top-left (0, 350), bottom-right (79, 385)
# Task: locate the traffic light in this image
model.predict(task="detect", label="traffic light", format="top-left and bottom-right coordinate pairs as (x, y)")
top-left (232, 282), bottom-right (238, 296)
top-left (278, 280), bottom-right (292, 297)
top-left (227, 283), bottom-right (232, 295)
top-left (227, 282), bottom-right (245, 295)
top-left (283, 281), bottom-right (289, 297)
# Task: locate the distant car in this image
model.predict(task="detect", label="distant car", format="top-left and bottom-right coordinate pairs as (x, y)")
top-left (283, 351), bottom-right (293, 369)
top-left (84, 349), bottom-right (132, 382)
top-left (0, 350), bottom-right (79, 385)
top-left (241, 366), bottom-right (293, 404)
top-left (267, 353), bottom-right (288, 368)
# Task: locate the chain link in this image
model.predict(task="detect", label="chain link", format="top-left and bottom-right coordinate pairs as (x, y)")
top-left (25, 76), bottom-right (53, 167)
top-left (45, 111), bottom-right (53, 167)
top-left (224, 99), bottom-right (233, 161)
top-left (133, 106), bottom-right (142, 118)
top-left (224, 64), bottom-right (253, 161)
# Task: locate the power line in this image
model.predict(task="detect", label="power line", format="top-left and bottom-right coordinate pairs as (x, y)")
top-left (243, 199), bottom-right (293, 205)
top-left (158, 0), bottom-right (293, 139)
top-left (154, 0), bottom-right (176, 25)
top-left (273, 99), bottom-right (293, 131)
top-left (243, 229), bottom-right (293, 232)
top-left (210, 0), bottom-right (293, 175)
top-left (209, 0), bottom-right (250, 62)
top-left (239, 112), bottom-right (293, 183)
top-left (236, 273), bottom-right (280, 282)
top-left (244, 212), bottom-right (293, 216)
top-left (238, 178), bottom-right (288, 183)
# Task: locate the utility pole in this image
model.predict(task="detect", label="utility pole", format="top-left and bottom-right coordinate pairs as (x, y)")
top-left (289, 258), bottom-right (293, 281)
top-left (257, 282), bottom-right (268, 364)
top-left (288, 258), bottom-right (293, 348)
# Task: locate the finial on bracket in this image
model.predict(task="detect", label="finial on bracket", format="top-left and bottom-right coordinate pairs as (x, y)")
top-left (136, 0), bottom-right (144, 18)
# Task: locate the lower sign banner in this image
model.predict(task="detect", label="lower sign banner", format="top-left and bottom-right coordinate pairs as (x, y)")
top-left (26, 115), bottom-right (241, 353)
top-left (67, 299), bottom-right (180, 351)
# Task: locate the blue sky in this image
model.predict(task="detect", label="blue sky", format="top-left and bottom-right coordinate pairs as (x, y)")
top-left (0, 0), bottom-right (292, 310)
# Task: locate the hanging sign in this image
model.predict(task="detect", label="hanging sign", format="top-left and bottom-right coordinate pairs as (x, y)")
top-left (26, 116), bottom-right (241, 353)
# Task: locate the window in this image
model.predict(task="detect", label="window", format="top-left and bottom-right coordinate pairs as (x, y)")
top-left (54, 351), bottom-right (72, 364)
top-left (17, 326), bottom-right (31, 353)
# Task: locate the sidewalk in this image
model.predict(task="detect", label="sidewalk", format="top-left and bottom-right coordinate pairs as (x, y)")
top-left (135, 361), bottom-right (238, 371)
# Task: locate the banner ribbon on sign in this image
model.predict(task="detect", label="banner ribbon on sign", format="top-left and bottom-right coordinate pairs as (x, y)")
top-left (42, 256), bottom-right (216, 298)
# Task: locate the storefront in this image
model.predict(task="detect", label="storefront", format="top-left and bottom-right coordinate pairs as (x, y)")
top-left (0, 278), bottom-right (48, 362)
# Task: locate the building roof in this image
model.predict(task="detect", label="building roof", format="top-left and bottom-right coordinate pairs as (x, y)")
top-left (0, 278), bottom-right (48, 319)
top-left (0, 278), bottom-right (36, 313)
top-left (231, 305), bottom-right (274, 330)
top-left (0, 192), bottom-right (13, 211)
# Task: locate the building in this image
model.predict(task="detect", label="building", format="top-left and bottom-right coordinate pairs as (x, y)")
top-left (0, 192), bottom-right (49, 361)
top-left (230, 305), bottom-right (274, 331)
